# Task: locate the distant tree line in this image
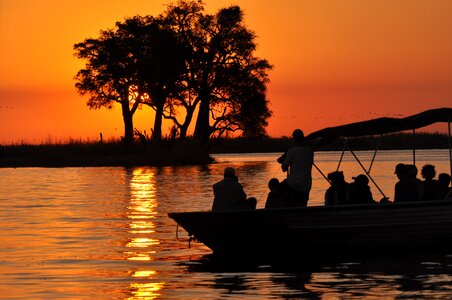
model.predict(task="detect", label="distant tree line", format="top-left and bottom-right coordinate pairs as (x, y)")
top-left (74, 0), bottom-right (272, 146)
top-left (209, 132), bottom-right (452, 153)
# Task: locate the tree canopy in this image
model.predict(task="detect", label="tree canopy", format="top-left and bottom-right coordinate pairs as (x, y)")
top-left (74, 0), bottom-right (272, 145)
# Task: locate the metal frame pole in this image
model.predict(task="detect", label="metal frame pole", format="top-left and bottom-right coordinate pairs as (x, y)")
top-left (448, 119), bottom-right (452, 187)
top-left (336, 139), bottom-right (348, 171)
top-left (412, 128), bottom-right (416, 166)
top-left (348, 147), bottom-right (387, 199)
top-left (368, 135), bottom-right (382, 174)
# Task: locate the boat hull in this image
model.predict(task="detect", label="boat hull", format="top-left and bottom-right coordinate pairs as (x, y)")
top-left (168, 200), bottom-right (452, 258)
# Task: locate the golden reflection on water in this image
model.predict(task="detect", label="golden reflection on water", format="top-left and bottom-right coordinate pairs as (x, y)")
top-left (128, 282), bottom-right (165, 300)
top-left (126, 167), bottom-right (164, 298)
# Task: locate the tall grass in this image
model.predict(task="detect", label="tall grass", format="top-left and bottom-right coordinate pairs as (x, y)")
top-left (0, 138), bottom-right (213, 168)
top-left (1, 132), bottom-right (449, 167)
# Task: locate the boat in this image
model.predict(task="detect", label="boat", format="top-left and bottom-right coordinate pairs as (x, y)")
top-left (168, 108), bottom-right (452, 258)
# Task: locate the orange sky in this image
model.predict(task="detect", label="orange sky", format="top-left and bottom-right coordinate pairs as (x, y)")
top-left (1, 0), bottom-right (451, 144)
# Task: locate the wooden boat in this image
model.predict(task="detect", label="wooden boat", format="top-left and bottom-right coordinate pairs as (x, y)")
top-left (168, 108), bottom-right (452, 258)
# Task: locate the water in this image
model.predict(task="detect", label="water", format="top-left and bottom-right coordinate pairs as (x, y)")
top-left (1, 150), bottom-right (452, 299)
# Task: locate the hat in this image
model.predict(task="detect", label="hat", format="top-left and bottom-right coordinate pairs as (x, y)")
top-left (352, 174), bottom-right (369, 184)
top-left (394, 163), bottom-right (406, 174)
top-left (224, 167), bottom-right (235, 178)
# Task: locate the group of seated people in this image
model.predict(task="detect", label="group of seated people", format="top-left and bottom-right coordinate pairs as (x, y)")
top-left (321, 163), bottom-right (452, 206)
top-left (323, 171), bottom-right (376, 206)
top-left (212, 164), bottom-right (452, 212)
top-left (394, 163), bottom-right (451, 202)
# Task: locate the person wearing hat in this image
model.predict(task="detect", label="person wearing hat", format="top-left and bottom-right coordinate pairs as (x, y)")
top-left (212, 167), bottom-right (256, 211)
top-left (324, 171), bottom-right (349, 206)
top-left (347, 174), bottom-right (375, 204)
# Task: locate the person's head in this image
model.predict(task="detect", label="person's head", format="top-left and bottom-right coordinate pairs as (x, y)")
top-left (394, 163), bottom-right (407, 179)
top-left (438, 173), bottom-right (451, 187)
top-left (421, 164), bottom-right (436, 180)
top-left (223, 167), bottom-right (236, 179)
top-left (406, 164), bottom-right (418, 178)
top-left (292, 129), bottom-right (304, 144)
top-left (268, 178), bottom-right (280, 191)
top-left (352, 174), bottom-right (369, 186)
top-left (328, 171), bottom-right (345, 185)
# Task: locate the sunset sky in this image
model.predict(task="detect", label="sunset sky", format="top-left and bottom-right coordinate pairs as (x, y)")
top-left (1, 0), bottom-right (451, 144)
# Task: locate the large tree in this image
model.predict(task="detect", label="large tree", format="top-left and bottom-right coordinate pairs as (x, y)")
top-left (74, 16), bottom-right (185, 144)
top-left (125, 17), bottom-right (186, 141)
top-left (163, 1), bottom-right (272, 141)
top-left (74, 1), bottom-right (272, 144)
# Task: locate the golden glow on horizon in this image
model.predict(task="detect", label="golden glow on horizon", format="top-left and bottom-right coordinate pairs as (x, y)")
top-left (1, 0), bottom-right (452, 143)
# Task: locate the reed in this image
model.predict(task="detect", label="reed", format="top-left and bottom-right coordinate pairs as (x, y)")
top-left (1, 132), bottom-right (449, 167)
top-left (0, 138), bottom-right (213, 168)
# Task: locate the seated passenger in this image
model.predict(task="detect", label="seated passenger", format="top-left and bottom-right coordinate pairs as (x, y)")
top-left (407, 164), bottom-right (425, 200)
top-left (421, 164), bottom-right (439, 200)
top-left (347, 174), bottom-right (375, 204)
top-left (212, 167), bottom-right (256, 211)
top-left (436, 173), bottom-right (452, 200)
top-left (394, 163), bottom-right (423, 202)
top-left (324, 171), bottom-right (349, 206)
top-left (265, 178), bottom-right (284, 208)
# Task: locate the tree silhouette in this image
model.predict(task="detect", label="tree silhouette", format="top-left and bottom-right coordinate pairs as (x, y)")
top-left (163, 1), bottom-right (272, 142)
top-left (74, 16), bottom-right (185, 144)
top-left (124, 17), bottom-right (186, 141)
top-left (74, 27), bottom-right (142, 145)
top-left (74, 1), bottom-right (272, 144)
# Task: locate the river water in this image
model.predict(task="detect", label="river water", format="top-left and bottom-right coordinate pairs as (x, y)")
top-left (1, 150), bottom-right (452, 299)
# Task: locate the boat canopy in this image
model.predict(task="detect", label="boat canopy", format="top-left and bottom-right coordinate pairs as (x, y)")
top-left (305, 107), bottom-right (452, 144)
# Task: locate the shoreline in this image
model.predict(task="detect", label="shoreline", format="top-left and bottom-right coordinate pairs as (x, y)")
top-left (1, 133), bottom-right (450, 168)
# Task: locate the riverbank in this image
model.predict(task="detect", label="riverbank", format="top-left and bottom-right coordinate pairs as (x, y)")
top-left (1, 132), bottom-right (449, 168)
top-left (0, 140), bottom-right (213, 168)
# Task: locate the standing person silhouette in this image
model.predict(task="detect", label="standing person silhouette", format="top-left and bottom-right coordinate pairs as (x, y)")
top-left (280, 129), bottom-right (314, 207)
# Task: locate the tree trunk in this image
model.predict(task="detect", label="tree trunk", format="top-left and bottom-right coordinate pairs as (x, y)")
top-left (121, 102), bottom-right (134, 146)
top-left (179, 106), bottom-right (196, 139)
top-left (152, 100), bottom-right (164, 142)
top-left (194, 97), bottom-right (210, 143)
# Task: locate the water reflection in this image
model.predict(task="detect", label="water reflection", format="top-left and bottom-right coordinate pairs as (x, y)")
top-left (125, 167), bottom-right (164, 299)
top-left (2, 151), bottom-right (452, 299)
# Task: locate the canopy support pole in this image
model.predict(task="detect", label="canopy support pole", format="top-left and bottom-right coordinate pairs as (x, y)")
top-left (313, 163), bottom-right (330, 184)
top-left (336, 139), bottom-right (348, 171)
top-left (367, 135), bottom-right (382, 174)
top-left (448, 118), bottom-right (452, 188)
top-left (348, 147), bottom-right (387, 200)
top-left (412, 129), bottom-right (416, 166)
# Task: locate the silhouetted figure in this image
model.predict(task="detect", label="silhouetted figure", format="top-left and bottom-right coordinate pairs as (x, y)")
top-left (421, 164), bottom-right (439, 200)
top-left (347, 174), bottom-right (375, 204)
top-left (212, 167), bottom-right (256, 211)
top-left (99, 132), bottom-right (103, 143)
top-left (407, 164), bottom-right (425, 200)
top-left (436, 173), bottom-right (452, 200)
top-left (280, 129), bottom-right (314, 207)
top-left (265, 178), bottom-right (285, 208)
top-left (394, 163), bottom-right (423, 202)
top-left (324, 171), bottom-right (349, 206)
